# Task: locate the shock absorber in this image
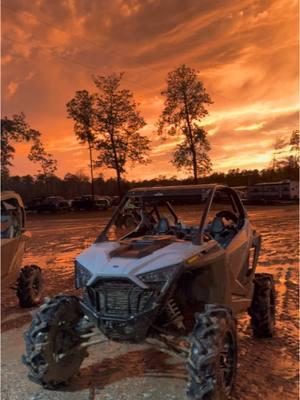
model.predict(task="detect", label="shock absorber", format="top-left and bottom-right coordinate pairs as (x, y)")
top-left (165, 298), bottom-right (185, 330)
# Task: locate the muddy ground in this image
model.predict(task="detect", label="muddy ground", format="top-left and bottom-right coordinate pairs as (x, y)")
top-left (1, 206), bottom-right (299, 400)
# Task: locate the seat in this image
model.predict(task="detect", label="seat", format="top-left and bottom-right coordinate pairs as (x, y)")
top-left (156, 217), bottom-right (170, 234)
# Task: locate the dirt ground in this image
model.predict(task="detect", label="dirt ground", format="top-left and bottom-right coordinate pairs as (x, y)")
top-left (1, 206), bottom-right (299, 400)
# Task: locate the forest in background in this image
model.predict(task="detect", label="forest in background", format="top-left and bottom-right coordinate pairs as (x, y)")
top-left (2, 164), bottom-right (298, 204)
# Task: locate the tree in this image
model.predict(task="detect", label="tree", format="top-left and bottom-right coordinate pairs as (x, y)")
top-left (66, 90), bottom-right (97, 199)
top-left (158, 64), bottom-right (213, 183)
top-left (28, 141), bottom-right (57, 176)
top-left (1, 113), bottom-right (41, 179)
top-left (93, 73), bottom-right (150, 197)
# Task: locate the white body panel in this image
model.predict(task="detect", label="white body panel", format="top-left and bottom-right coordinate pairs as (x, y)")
top-left (76, 240), bottom-right (206, 286)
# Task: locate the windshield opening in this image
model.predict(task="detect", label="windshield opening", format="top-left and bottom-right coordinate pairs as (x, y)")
top-left (97, 189), bottom-right (212, 243)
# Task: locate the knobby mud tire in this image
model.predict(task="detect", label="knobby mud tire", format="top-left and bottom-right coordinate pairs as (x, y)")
top-left (248, 273), bottom-right (276, 338)
top-left (187, 304), bottom-right (237, 400)
top-left (23, 295), bottom-right (89, 388)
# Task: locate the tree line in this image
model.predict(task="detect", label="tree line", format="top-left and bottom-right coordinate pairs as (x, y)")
top-left (2, 64), bottom-right (299, 200)
top-left (2, 163), bottom-right (298, 204)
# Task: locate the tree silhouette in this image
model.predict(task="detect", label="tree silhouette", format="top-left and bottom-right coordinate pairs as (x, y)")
top-left (28, 141), bottom-right (57, 176)
top-left (66, 90), bottom-right (97, 199)
top-left (93, 73), bottom-right (150, 197)
top-left (158, 65), bottom-right (213, 183)
top-left (1, 113), bottom-right (41, 179)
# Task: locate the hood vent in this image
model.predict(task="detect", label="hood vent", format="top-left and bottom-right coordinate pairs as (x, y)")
top-left (109, 236), bottom-right (173, 259)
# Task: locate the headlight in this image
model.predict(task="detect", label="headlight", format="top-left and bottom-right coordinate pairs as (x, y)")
top-left (138, 264), bottom-right (181, 284)
top-left (75, 261), bottom-right (92, 289)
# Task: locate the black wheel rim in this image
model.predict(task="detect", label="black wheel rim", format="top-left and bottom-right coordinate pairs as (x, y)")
top-left (219, 332), bottom-right (236, 395)
top-left (53, 324), bottom-right (79, 362)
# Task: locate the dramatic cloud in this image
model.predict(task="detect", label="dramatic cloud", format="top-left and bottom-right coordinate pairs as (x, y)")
top-left (1, 0), bottom-right (299, 179)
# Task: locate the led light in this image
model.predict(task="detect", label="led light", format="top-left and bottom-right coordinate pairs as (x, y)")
top-left (138, 264), bottom-right (180, 284)
top-left (187, 255), bottom-right (199, 264)
top-left (75, 261), bottom-right (93, 289)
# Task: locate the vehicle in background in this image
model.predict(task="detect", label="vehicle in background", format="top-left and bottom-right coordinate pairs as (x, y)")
top-left (24, 184), bottom-right (275, 399)
top-left (72, 195), bottom-right (110, 211)
top-left (108, 195), bottom-right (120, 206)
top-left (232, 186), bottom-right (248, 201)
top-left (35, 196), bottom-right (70, 213)
top-left (1, 191), bottom-right (43, 307)
top-left (26, 197), bottom-right (46, 213)
top-left (247, 180), bottom-right (299, 202)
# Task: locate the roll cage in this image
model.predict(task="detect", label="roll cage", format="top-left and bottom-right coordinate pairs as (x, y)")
top-left (96, 185), bottom-right (246, 244)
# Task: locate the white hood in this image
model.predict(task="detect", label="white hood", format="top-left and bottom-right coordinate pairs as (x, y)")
top-left (76, 239), bottom-right (205, 286)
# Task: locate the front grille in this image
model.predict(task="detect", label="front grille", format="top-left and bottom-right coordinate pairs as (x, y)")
top-left (88, 279), bottom-right (161, 317)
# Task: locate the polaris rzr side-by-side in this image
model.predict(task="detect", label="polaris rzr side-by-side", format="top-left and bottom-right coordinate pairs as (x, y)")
top-left (23, 184), bottom-right (275, 399)
top-left (1, 191), bottom-right (43, 307)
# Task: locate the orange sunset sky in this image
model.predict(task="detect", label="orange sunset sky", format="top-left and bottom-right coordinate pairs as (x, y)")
top-left (2, 0), bottom-right (299, 181)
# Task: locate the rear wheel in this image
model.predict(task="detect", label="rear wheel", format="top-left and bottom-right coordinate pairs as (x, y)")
top-left (17, 265), bottom-right (43, 308)
top-left (248, 273), bottom-right (276, 338)
top-left (187, 305), bottom-right (237, 400)
top-left (23, 296), bottom-right (89, 388)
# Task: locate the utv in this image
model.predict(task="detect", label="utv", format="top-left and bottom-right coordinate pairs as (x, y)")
top-left (1, 191), bottom-right (43, 307)
top-left (23, 185), bottom-right (275, 399)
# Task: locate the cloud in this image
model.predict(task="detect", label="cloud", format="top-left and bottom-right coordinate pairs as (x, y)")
top-left (5, 71), bottom-right (35, 98)
top-left (7, 81), bottom-right (19, 97)
top-left (2, 0), bottom-right (299, 179)
top-left (235, 122), bottom-right (266, 131)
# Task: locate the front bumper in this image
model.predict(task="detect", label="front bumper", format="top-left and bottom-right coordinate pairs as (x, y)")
top-left (80, 298), bottom-right (159, 342)
top-left (78, 269), bottom-right (182, 342)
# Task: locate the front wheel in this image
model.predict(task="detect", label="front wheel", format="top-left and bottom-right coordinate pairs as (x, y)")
top-left (23, 296), bottom-right (89, 388)
top-left (187, 305), bottom-right (237, 400)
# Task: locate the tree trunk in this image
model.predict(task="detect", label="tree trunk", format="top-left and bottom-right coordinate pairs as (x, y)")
top-left (116, 168), bottom-right (122, 198)
top-left (183, 93), bottom-right (198, 184)
top-left (109, 129), bottom-right (122, 198)
top-left (191, 145), bottom-right (198, 184)
top-left (88, 142), bottom-right (95, 200)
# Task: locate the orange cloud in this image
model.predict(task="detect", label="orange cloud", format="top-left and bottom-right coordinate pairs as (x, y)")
top-left (2, 0), bottom-right (299, 180)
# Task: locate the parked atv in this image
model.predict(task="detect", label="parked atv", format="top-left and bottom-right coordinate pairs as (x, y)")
top-left (1, 191), bottom-right (43, 307)
top-left (23, 184), bottom-right (275, 398)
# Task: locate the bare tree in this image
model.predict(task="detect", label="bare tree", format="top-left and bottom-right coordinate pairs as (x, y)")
top-left (93, 73), bottom-right (150, 197)
top-left (66, 90), bottom-right (96, 199)
top-left (158, 65), bottom-right (213, 183)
